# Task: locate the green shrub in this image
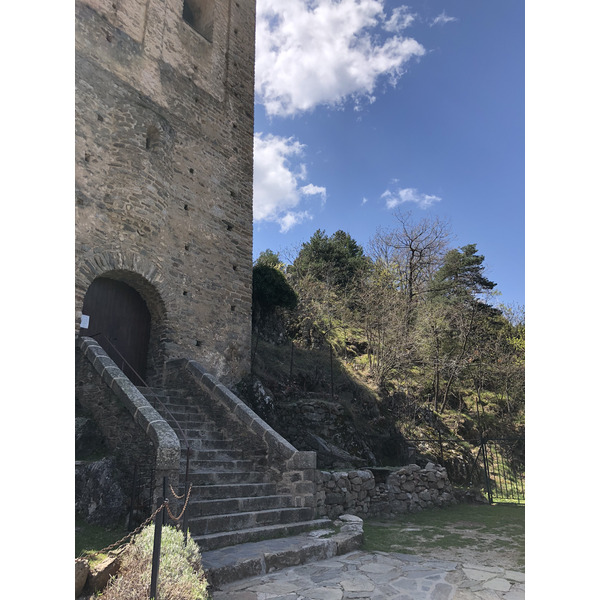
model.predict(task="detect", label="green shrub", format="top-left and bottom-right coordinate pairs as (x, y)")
top-left (101, 525), bottom-right (209, 600)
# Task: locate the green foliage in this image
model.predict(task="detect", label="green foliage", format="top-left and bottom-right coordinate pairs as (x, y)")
top-left (430, 244), bottom-right (496, 303)
top-left (253, 223), bottom-right (523, 445)
top-left (255, 248), bottom-right (285, 270)
top-left (290, 229), bottom-right (370, 291)
top-left (253, 264), bottom-right (298, 312)
top-left (102, 525), bottom-right (209, 600)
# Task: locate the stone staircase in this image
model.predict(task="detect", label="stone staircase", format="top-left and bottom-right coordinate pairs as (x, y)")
top-left (138, 387), bottom-right (331, 552)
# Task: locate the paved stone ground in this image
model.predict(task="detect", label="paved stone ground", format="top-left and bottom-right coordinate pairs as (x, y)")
top-left (210, 550), bottom-right (525, 600)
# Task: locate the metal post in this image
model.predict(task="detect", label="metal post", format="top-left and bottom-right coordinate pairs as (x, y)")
top-left (481, 438), bottom-right (494, 504)
top-left (128, 464), bottom-right (138, 531)
top-left (162, 477), bottom-right (168, 525)
top-left (150, 497), bottom-right (164, 600)
top-left (330, 343), bottom-right (334, 400)
top-left (182, 482), bottom-right (192, 546)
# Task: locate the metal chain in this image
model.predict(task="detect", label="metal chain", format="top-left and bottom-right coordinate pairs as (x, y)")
top-left (169, 483), bottom-right (185, 500)
top-left (80, 483), bottom-right (194, 559)
top-left (87, 501), bottom-right (167, 557)
top-left (165, 484), bottom-right (193, 522)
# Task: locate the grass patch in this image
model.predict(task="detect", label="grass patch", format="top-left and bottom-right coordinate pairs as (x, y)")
top-left (363, 503), bottom-right (524, 569)
top-left (75, 515), bottom-right (129, 566)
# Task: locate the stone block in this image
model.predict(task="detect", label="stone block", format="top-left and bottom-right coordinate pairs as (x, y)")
top-left (75, 558), bottom-right (89, 597)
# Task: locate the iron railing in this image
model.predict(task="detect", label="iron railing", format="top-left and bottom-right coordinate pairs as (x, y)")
top-left (402, 435), bottom-right (525, 504)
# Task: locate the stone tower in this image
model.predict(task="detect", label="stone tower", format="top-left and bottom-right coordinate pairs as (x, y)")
top-left (75, 0), bottom-right (255, 385)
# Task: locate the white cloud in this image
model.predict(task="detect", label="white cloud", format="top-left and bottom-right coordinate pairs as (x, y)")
top-left (253, 133), bottom-right (326, 232)
top-left (255, 0), bottom-right (426, 117)
top-left (383, 5), bottom-right (416, 33)
top-left (301, 183), bottom-right (327, 204)
top-left (430, 11), bottom-right (458, 27)
top-left (382, 187), bottom-right (441, 210)
top-left (278, 211), bottom-right (313, 233)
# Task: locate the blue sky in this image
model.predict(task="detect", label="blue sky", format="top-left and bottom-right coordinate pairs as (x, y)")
top-left (252, 0), bottom-right (524, 308)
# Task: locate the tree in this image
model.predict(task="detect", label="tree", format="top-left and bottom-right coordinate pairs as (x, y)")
top-left (429, 244), bottom-right (496, 304)
top-left (288, 230), bottom-right (370, 349)
top-left (254, 248), bottom-right (285, 271)
top-left (371, 212), bottom-right (451, 308)
top-left (290, 229), bottom-right (370, 291)
top-left (419, 244), bottom-right (498, 413)
top-left (252, 263), bottom-right (297, 331)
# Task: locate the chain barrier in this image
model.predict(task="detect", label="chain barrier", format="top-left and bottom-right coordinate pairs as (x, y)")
top-left (79, 480), bottom-right (193, 560)
top-left (169, 483), bottom-right (185, 500)
top-left (166, 484), bottom-right (193, 522)
top-left (86, 500), bottom-right (167, 557)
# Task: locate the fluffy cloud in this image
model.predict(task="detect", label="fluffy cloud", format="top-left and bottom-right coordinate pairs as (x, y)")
top-left (253, 133), bottom-right (326, 232)
top-left (382, 186), bottom-right (441, 210)
top-left (255, 0), bottom-right (426, 117)
top-left (430, 11), bottom-right (458, 27)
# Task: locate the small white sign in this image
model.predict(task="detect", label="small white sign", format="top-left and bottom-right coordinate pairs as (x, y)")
top-left (81, 314), bottom-right (90, 329)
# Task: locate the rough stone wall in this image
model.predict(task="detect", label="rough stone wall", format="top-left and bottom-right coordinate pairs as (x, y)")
top-left (75, 0), bottom-right (256, 385)
top-left (316, 464), bottom-right (457, 520)
top-left (75, 345), bottom-right (157, 478)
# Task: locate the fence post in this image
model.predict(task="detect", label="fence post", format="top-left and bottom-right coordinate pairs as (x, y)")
top-left (182, 482), bottom-right (192, 546)
top-left (128, 464), bottom-right (138, 531)
top-left (330, 343), bottom-right (334, 400)
top-left (150, 497), bottom-right (165, 600)
top-left (481, 438), bottom-right (494, 504)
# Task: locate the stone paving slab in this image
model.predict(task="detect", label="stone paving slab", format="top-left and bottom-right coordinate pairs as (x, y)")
top-left (210, 550), bottom-right (525, 600)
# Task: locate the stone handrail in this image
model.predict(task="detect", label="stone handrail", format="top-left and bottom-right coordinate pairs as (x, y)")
top-left (167, 358), bottom-right (316, 471)
top-left (78, 336), bottom-right (180, 474)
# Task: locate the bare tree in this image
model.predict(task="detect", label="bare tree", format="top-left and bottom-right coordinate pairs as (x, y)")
top-left (370, 212), bottom-right (451, 308)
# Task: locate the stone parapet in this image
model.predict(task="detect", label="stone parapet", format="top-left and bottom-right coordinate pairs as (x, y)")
top-left (77, 336), bottom-right (180, 499)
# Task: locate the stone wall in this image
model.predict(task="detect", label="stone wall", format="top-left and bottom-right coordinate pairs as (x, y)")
top-left (316, 463), bottom-right (457, 520)
top-left (76, 337), bottom-right (181, 513)
top-left (75, 0), bottom-right (256, 385)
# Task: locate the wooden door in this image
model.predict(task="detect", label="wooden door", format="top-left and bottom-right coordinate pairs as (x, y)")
top-left (81, 277), bottom-right (151, 385)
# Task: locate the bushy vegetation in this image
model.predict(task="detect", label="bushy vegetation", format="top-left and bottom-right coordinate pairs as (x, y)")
top-left (101, 525), bottom-right (209, 600)
top-left (249, 213), bottom-right (524, 468)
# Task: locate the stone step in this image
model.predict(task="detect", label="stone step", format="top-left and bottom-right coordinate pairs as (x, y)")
top-left (199, 524), bottom-right (367, 589)
top-left (184, 449), bottom-right (246, 461)
top-left (186, 470), bottom-right (269, 485)
top-left (158, 404), bottom-right (205, 416)
top-left (189, 507), bottom-right (315, 536)
top-left (163, 416), bottom-right (221, 428)
top-left (184, 433), bottom-right (234, 445)
top-left (183, 459), bottom-right (256, 471)
top-left (186, 439), bottom-right (239, 451)
top-left (194, 482), bottom-right (279, 500)
top-left (138, 388), bottom-right (190, 401)
top-left (193, 518), bottom-right (334, 553)
top-left (187, 494), bottom-right (295, 517)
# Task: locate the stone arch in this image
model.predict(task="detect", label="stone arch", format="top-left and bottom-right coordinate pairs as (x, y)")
top-left (76, 251), bottom-right (175, 385)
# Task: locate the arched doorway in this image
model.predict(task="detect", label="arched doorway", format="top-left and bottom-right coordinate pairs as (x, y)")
top-left (81, 277), bottom-right (151, 385)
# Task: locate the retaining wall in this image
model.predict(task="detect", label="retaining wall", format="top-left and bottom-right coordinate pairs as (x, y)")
top-left (316, 463), bottom-right (457, 520)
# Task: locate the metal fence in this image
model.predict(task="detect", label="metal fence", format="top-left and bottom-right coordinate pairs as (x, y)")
top-left (402, 435), bottom-right (525, 504)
